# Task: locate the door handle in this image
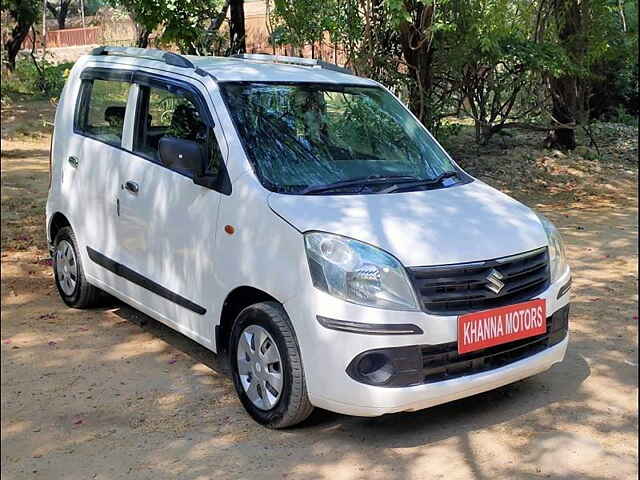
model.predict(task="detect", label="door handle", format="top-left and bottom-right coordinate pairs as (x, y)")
top-left (123, 181), bottom-right (139, 194)
top-left (68, 156), bottom-right (79, 168)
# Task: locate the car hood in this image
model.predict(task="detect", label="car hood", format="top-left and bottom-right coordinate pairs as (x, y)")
top-left (268, 180), bottom-right (548, 267)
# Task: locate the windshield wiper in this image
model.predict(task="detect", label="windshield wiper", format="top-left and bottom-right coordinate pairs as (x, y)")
top-left (300, 175), bottom-right (421, 195)
top-left (378, 171), bottom-right (460, 194)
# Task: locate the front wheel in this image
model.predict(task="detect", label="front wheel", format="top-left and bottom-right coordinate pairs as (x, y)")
top-left (230, 301), bottom-right (314, 428)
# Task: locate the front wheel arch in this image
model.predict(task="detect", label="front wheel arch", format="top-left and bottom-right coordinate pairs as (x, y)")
top-left (216, 286), bottom-right (280, 355)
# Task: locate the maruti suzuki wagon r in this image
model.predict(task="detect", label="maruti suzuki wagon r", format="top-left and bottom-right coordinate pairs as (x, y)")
top-left (46, 47), bottom-right (571, 428)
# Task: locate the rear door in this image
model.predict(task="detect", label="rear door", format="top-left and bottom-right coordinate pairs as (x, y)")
top-left (114, 74), bottom-right (229, 345)
top-left (65, 69), bottom-right (135, 283)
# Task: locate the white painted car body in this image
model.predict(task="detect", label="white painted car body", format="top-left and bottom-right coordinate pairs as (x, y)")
top-left (47, 50), bottom-right (570, 418)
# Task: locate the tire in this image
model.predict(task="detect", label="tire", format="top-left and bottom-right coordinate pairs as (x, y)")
top-left (52, 226), bottom-right (100, 308)
top-left (230, 301), bottom-right (314, 429)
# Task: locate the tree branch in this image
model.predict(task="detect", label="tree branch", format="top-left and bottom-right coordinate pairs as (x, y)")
top-left (46, 1), bottom-right (58, 17)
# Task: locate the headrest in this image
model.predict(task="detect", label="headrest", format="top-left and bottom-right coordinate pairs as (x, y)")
top-left (104, 106), bottom-right (126, 123)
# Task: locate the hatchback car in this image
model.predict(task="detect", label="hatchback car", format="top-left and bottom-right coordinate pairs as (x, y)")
top-left (46, 47), bottom-right (571, 428)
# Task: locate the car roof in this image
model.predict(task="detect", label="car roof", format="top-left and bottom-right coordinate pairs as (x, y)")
top-left (189, 56), bottom-right (377, 86)
top-left (85, 48), bottom-right (378, 86)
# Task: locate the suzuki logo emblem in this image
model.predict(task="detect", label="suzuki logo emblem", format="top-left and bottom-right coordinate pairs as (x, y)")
top-left (486, 268), bottom-right (505, 294)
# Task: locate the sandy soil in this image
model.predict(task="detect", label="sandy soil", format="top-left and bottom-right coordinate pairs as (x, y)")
top-left (1, 102), bottom-right (638, 479)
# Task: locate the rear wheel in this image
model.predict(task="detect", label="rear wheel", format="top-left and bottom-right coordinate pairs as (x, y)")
top-left (230, 301), bottom-right (314, 428)
top-left (52, 226), bottom-right (100, 308)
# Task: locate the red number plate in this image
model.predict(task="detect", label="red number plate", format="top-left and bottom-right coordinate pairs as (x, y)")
top-left (457, 299), bottom-right (546, 354)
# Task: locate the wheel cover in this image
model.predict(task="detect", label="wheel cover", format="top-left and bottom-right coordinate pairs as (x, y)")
top-left (236, 325), bottom-right (284, 411)
top-left (55, 239), bottom-right (78, 296)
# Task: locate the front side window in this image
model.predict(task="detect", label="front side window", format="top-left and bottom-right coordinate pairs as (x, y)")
top-left (220, 83), bottom-right (463, 194)
top-left (133, 84), bottom-right (223, 178)
top-left (76, 79), bottom-right (130, 147)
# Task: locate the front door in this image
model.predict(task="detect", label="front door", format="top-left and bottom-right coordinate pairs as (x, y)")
top-left (115, 76), bottom-right (228, 346)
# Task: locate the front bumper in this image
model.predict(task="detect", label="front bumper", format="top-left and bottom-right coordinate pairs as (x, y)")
top-left (312, 335), bottom-right (568, 417)
top-left (284, 266), bottom-right (571, 417)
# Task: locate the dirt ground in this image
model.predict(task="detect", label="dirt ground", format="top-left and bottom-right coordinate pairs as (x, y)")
top-left (1, 98), bottom-right (638, 479)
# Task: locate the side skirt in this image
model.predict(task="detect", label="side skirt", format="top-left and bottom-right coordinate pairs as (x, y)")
top-left (86, 247), bottom-right (206, 315)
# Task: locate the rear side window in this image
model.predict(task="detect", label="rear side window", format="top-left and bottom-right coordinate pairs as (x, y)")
top-left (76, 79), bottom-right (130, 147)
top-left (133, 84), bottom-right (223, 177)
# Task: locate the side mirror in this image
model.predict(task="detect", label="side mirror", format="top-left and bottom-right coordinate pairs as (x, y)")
top-left (157, 136), bottom-right (229, 193)
top-left (158, 137), bottom-right (207, 177)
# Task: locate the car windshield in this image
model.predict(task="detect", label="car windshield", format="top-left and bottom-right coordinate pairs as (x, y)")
top-left (220, 82), bottom-right (462, 194)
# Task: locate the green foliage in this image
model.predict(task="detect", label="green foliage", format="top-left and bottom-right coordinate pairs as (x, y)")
top-left (1, 0), bottom-right (39, 25)
top-left (272, 0), bottom-right (335, 45)
top-left (1, 0), bottom-right (40, 70)
top-left (103, 0), bottom-right (637, 145)
top-left (83, 0), bottom-right (108, 16)
top-left (585, 0), bottom-right (639, 118)
top-left (1, 59), bottom-right (73, 100)
top-left (440, 1), bottom-right (564, 142)
top-left (109, 0), bottom-right (229, 53)
top-left (269, 1), bottom-right (405, 95)
top-left (271, 0), bottom-right (637, 145)
top-left (159, 0), bottom-right (227, 53)
top-left (108, 0), bottom-right (163, 34)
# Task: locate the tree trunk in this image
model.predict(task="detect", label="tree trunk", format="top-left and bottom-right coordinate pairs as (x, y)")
top-left (46, 1), bottom-right (71, 30)
top-left (404, 46), bottom-right (434, 127)
top-left (397, 2), bottom-right (435, 128)
top-left (5, 21), bottom-right (32, 71)
top-left (56, 1), bottom-right (69, 30)
top-left (548, 76), bottom-right (578, 149)
top-left (228, 0), bottom-right (246, 55)
top-left (135, 26), bottom-right (151, 48)
top-left (548, 0), bottom-right (582, 150)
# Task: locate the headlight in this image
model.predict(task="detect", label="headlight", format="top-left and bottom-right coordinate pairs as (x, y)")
top-left (537, 213), bottom-right (568, 283)
top-left (304, 232), bottom-right (419, 311)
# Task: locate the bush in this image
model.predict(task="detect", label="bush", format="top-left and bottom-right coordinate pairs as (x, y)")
top-left (1, 59), bottom-right (73, 100)
top-left (611, 105), bottom-right (640, 127)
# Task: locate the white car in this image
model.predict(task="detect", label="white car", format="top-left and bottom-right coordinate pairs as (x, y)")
top-left (46, 47), bottom-right (571, 428)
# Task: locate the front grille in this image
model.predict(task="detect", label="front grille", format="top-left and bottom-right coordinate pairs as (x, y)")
top-left (421, 305), bottom-right (569, 384)
top-left (408, 247), bottom-right (550, 315)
